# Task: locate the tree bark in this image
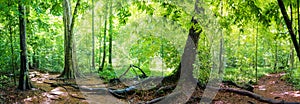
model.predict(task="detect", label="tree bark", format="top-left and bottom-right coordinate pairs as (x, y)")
top-left (169, 17), bottom-right (202, 82)
top-left (60, 0), bottom-right (81, 79)
top-left (18, 1), bottom-right (32, 90)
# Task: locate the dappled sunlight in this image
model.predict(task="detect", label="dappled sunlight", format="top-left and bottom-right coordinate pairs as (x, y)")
top-left (270, 91), bottom-right (300, 98)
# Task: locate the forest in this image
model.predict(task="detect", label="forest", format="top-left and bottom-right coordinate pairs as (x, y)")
top-left (1, 0), bottom-right (300, 103)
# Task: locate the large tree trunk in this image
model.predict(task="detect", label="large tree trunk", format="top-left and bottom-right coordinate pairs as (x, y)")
top-left (18, 1), bottom-right (32, 90)
top-left (60, 0), bottom-right (81, 79)
top-left (169, 17), bottom-right (201, 82)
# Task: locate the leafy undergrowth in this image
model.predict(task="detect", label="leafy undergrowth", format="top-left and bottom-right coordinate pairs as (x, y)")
top-left (283, 68), bottom-right (300, 89)
top-left (224, 67), bottom-right (277, 84)
top-left (1, 70), bottom-right (300, 104)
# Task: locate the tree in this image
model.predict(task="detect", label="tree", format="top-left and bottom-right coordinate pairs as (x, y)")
top-left (277, 0), bottom-right (300, 61)
top-left (59, 0), bottom-right (81, 79)
top-left (91, 0), bottom-right (95, 71)
top-left (108, 0), bottom-right (113, 69)
top-left (18, 0), bottom-right (32, 90)
top-left (99, 1), bottom-right (108, 72)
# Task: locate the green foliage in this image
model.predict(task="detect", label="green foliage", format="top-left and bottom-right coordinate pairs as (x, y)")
top-left (284, 68), bottom-right (300, 89)
top-left (1, 0), bottom-right (300, 90)
top-left (224, 67), bottom-right (275, 83)
top-left (117, 5), bottom-right (131, 24)
top-left (98, 70), bottom-right (117, 81)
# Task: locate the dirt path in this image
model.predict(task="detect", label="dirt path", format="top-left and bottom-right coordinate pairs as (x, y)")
top-left (2, 70), bottom-right (125, 104)
top-left (210, 72), bottom-right (300, 104)
top-left (253, 73), bottom-right (300, 102)
top-left (2, 71), bottom-right (300, 104)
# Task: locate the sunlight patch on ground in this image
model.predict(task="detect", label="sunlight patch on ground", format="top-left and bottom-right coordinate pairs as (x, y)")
top-left (258, 85), bottom-right (266, 91)
top-left (270, 91), bottom-right (300, 98)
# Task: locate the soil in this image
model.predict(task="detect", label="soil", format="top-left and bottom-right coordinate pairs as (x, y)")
top-left (0, 70), bottom-right (299, 104)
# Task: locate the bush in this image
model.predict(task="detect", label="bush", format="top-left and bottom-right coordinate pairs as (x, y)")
top-left (98, 70), bottom-right (117, 81)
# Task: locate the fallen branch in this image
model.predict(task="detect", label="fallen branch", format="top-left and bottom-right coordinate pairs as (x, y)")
top-left (208, 86), bottom-right (299, 104)
top-left (118, 64), bottom-right (148, 79)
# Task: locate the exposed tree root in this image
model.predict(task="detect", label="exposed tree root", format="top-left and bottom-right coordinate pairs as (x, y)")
top-left (222, 80), bottom-right (254, 92)
top-left (138, 92), bottom-right (181, 104)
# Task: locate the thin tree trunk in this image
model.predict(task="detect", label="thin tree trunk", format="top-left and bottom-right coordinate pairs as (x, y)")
top-left (100, 20), bottom-right (107, 72)
top-left (291, 41), bottom-right (294, 69)
top-left (274, 40), bottom-right (278, 70)
top-left (99, 2), bottom-right (108, 72)
top-left (98, 16), bottom-right (102, 70)
top-left (9, 12), bottom-right (16, 86)
top-left (91, 0), bottom-right (95, 71)
top-left (18, 1), bottom-right (32, 90)
top-left (108, 0), bottom-right (113, 69)
top-left (255, 22), bottom-right (258, 83)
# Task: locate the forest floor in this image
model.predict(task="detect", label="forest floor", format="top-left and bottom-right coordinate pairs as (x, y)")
top-left (1, 70), bottom-right (300, 104)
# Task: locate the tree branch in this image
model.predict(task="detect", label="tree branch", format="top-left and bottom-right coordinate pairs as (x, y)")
top-left (70, 0), bottom-right (81, 33)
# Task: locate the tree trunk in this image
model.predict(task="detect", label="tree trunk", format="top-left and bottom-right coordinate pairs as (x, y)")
top-left (255, 22), bottom-right (258, 83)
top-left (290, 41), bottom-right (294, 69)
top-left (108, 0), bottom-right (113, 69)
top-left (60, 0), bottom-right (81, 79)
top-left (91, 0), bottom-right (95, 71)
top-left (298, 0), bottom-right (300, 45)
top-left (98, 16), bottom-right (102, 70)
top-left (277, 0), bottom-right (300, 61)
top-left (274, 40), bottom-right (278, 70)
top-left (168, 17), bottom-right (201, 82)
top-left (18, 1), bottom-right (32, 90)
top-left (8, 4), bottom-right (16, 85)
top-left (99, 2), bottom-right (108, 72)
